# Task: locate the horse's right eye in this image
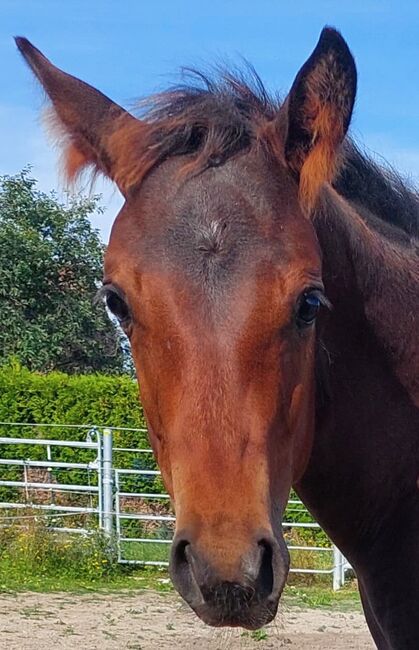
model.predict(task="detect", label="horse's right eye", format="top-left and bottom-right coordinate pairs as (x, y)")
top-left (105, 290), bottom-right (131, 325)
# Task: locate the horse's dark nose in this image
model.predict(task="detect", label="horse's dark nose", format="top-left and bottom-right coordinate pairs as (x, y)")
top-left (170, 533), bottom-right (288, 628)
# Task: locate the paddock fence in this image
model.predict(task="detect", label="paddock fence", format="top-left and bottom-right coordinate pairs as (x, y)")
top-left (0, 422), bottom-right (350, 589)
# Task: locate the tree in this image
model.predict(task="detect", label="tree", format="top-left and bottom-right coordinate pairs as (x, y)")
top-left (0, 169), bottom-right (127, 374)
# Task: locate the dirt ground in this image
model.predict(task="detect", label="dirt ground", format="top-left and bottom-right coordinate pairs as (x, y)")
top-left (0, 590), bottom-right (374, 649)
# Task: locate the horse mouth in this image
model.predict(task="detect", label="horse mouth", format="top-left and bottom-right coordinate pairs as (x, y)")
top-left (192, 596), bottom-right (280, 629)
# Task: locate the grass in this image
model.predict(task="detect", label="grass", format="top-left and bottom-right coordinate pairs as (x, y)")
top-left (0, 519), bottom-right (361, 611)
top-left (284, 583), bottom-right (361, 611)
top-left (120, 539), bottom-right (170, 564)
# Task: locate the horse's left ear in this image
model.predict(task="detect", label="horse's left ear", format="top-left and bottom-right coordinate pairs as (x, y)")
top-left (283, 27), bottom-right (357, 211)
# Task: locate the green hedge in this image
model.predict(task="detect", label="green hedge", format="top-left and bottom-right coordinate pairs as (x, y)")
top-left (0, 362), bottom-right (164, 502)
top-left (0, 361), bottom-right (146, 432)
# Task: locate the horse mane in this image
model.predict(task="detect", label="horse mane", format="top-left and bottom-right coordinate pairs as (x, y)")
top-left (335, 143), bottom-right (419, 237)
top-left (125, 65), bottom-right (419, 239)
top-left (130, 64), bottom-right (281, 181)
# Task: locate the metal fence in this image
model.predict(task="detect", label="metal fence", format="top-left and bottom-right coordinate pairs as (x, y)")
top-left (0, 423), bottom-right (349, 589)
top-left (0, 422), bottom-right (103, 535)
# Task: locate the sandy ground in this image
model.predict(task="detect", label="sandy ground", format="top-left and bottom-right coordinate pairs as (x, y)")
top-left (0, 590), bottom-right (375, 649)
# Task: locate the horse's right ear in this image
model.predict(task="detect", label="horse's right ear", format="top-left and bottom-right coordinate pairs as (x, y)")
top-left (15, 37), bottom-right (145, 196)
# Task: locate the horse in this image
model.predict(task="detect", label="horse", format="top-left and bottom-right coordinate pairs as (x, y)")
top-left (16, 27), bottom-right (419, 649)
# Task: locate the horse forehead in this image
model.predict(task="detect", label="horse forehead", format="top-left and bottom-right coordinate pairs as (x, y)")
top-left (171, 159), bottom-right (280, 213)
top-left (164, 191), bottom-right (318, 283)
top-left (107, 156), bottom-right (319, 283)
top-left (152, 161), bottom-right (308, 253)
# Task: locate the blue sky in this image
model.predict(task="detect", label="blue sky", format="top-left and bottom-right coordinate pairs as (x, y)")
top-left (2, 1), bottom-right (419, 241)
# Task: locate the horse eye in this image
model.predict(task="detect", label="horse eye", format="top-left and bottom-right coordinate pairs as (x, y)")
top-left (296, 291), bottom-right (322, 327)
top-left (105, 291), bottom-right (130, 324)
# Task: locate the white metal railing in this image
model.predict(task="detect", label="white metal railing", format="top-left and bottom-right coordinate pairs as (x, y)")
top-left (0, 423), bottom-right (349, 589)
top-left (0, 424), bottom-right (103, 531)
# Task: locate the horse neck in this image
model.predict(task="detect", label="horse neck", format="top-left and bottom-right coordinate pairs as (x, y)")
top-left (314, 186), bottom-right (419, 406)
top-left (297, 186), bottom-right (419, 551)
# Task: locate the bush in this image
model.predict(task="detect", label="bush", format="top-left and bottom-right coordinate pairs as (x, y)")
top-left (0, 170), bottom-right (127, 374)
top-left (0, 360), bottom-right (145, 432)
top-left (0, 361), bottom-right (163, 500)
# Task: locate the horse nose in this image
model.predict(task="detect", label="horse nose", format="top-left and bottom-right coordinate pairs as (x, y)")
top-left (170, 533), bottom-right (287, 628)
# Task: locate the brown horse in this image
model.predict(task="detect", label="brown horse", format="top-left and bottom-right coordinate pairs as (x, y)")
top-left (17, 27), bottom-right (419, 649)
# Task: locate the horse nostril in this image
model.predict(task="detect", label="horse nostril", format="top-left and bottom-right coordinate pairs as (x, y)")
top-left (173, 538), bottom-right (189, 564)
top-left (171, 537), bottom-right (192, 589)
top-left (256, 539), bottom-right (274, 598)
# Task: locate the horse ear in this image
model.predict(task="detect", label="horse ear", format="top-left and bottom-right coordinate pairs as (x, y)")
top-left (283, 27), bottom-right (357, 211)
top-left (15, 37), bottom-right (145, 196)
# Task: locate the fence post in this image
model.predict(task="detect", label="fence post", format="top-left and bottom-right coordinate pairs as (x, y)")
top-left (102, 428), bottom-right (113, 536)
top-left (333, 545), bottom-right (344, 590)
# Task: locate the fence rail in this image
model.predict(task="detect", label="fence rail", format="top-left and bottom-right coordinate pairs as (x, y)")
top-left (0, 423), bottom-right (350, 589)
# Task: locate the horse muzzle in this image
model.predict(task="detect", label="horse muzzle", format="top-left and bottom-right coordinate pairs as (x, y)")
top-left (169, 530), bottom-right (289, 628)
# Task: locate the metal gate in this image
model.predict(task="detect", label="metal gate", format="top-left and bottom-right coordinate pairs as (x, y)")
top-left (0, 422), bottom-right (104, 534)
top-left (0, 423), bottom-right (349, 589)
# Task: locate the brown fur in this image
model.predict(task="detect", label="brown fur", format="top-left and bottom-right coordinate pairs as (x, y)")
top-left (58, 113), bottom-right (148, 194)
top-left (16, 28), bottom-right (419, 647)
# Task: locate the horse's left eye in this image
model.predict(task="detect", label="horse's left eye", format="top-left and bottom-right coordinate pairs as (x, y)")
top-left (296, 292), bottom-right (322, 327)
